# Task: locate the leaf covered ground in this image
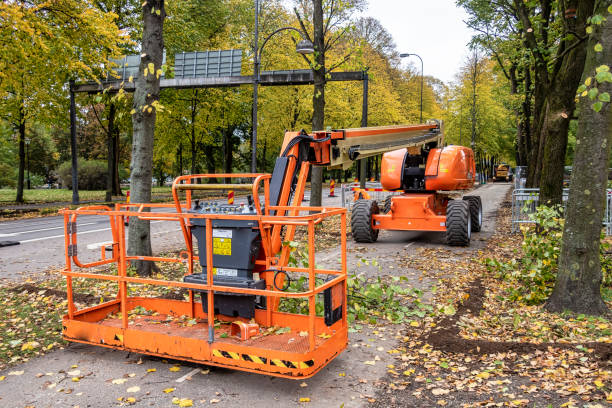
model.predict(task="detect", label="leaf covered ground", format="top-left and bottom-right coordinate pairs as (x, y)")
top-left (373, 201), bottom-right (612, 408)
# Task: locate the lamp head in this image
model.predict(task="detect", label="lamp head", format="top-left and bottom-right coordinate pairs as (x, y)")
top-left (296, 39), bottom-right (315, 55)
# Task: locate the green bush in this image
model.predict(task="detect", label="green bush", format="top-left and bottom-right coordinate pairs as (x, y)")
top-left (489, 205), bottom-right (612, 305)
top-left (57, 158), bottom-right (107, 190)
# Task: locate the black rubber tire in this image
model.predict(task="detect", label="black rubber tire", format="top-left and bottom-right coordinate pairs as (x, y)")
top-left (462, 195), bottom-right (482, 232)
top-left (383, 195), bottom-right (392, 214)
top-left (446, 200), bottom-right (471, 246)
top-left (351, 200), bottom-right (380, 243)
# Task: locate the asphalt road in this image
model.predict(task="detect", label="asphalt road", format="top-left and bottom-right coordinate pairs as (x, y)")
top-left (0, 209), bottom-right (186, 281)
top-left (0, 182), bottom-right (513, 408)
top-left (0, 189), bottom-right (336, 281)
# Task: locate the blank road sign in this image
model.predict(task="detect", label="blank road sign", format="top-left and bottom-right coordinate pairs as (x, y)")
top-left (174, 49), bottom-right (242, 79)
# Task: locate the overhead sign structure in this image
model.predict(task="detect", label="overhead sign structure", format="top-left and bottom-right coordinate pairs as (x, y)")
top-left (174, 49), bottom-right (242, 79)
top-left (108, 51), bottom-right (167, 81)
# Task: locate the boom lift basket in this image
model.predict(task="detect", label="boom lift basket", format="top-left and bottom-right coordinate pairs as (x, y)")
top-left (59, 173), bottom-right (348, 379)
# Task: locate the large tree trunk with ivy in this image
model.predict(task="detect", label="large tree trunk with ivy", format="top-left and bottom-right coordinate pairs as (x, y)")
top-left (538, 0), bottom-right (594, 205)
top-left (309, 0), bottom-right (325, 207)
top-left (127, 0), bottom-right (165, 276)
top-left (545, 2), bottom-right (611, 315)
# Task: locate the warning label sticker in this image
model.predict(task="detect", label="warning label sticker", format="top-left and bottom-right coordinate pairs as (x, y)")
top-left (214, 268), bottom-right (238, 277)
top-left (213, 229), bottom-right (232, 238)
top-left (213, 237), bottom-right (232, 256)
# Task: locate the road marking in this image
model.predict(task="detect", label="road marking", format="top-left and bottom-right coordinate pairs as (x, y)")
top-left (9, 222), bottom-right (98, 235)
top-left (175, 368), bottom-right (200, 383)
top-left (86, 241), bottom-right (114, 250)
top-left (0, 233), bottom-right (18, 237)
top-left (19, 222), bottom-right (177, 244)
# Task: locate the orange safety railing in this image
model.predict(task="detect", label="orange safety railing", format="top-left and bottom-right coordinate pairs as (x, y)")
top-left (59, 179), bottom-right (347, 370)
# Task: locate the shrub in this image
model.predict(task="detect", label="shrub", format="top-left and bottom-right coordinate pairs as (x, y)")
top-left (489, 205), bottom-right (612, 305)
top-left (57, 158), bottom-right (107, 190)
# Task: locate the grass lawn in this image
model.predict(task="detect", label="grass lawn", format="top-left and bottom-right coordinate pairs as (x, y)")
top-left (0, 187), bottom-right (173, 205)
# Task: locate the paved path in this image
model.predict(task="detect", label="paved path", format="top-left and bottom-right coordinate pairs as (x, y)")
top-left (0, 183), bottom-right (513, 408)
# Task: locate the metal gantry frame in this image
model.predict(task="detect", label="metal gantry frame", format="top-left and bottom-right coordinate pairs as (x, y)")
top-left (68, 69), bottom-right (369, 205)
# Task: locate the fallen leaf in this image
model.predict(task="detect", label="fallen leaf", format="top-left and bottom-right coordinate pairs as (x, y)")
top-left (146, 368), bottom-right (156, 373)
top-left (300, 382), bottom-right (308, 387)
top-left (8, 371), bottom-right (24, 376)
top-left (299, 397), bottom-right (311, 402)
top-left (0, 376), bottom-right (5, 381)
top-left (67, 370), bottom-right (80, 376)
top-left (210, 399), bottom-right (220, 404)
top-left (71, 377), bottom-right (80, 382)
top-left (127, 386), bottom-right (140, 393)
top-left (164, 388), bottom-right (175, 393)
top-left (112, 378), bottom-right (128, 385)
top-left (431, 388), bottom-right (450, 396)
top-left (170, 366), bottom-right (181, 372)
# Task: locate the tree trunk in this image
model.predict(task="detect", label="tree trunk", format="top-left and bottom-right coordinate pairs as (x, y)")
top-left (545, 1), bottom-right (611, 315)
top-left (127, 0), bottom-right (165, 276)
top-left (176, 142), bottom-right (183, 177)
top-left (310, 0), bottom-right (325, 207)
top-left (106, 102), bottom-right (116, 202)
top-left (113, 127), bottom-right (122, 196)
top-left (539, 0), bottom-right (594, 204)
top-left (15, 107), bottom-right (25, 203)
top-left (223, 127), bottom-right (233, 184)
top-left (190, 95), bottom-right (197, 175)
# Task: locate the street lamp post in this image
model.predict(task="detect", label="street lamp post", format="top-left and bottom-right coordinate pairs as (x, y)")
top-left (25, 137), bottom-right (31, 190)
top-left (400, 53), bottom-right (424, 123)
top-left (252, 4), bottom-right (314, 172)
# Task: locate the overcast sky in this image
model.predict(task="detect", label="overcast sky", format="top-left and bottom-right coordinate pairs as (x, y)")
top-left (361, 0), bottom-right (475, 84)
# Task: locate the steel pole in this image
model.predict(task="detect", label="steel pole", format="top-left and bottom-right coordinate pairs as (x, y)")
top-left (69, 80), bottom-right (79, 205)
top-left (251, 0), bottom-right (259, 173)
top-left (359, 71), bottom-right (368, 188)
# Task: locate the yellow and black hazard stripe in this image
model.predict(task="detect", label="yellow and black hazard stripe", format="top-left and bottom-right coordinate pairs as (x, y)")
top-left (212, 349), bottom-right (314, 370)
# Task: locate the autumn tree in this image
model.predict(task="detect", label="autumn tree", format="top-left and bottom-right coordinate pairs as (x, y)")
top-left (458, 0), bottom-right (597, 204)
top-left (0, 0), bottom-right (123, 202)
top-left (546, 2), bottom-right (612, 315)
top-left (127, 0), bottom-right (165, 276)
top-left (294, 0), bottom-right (365, 207)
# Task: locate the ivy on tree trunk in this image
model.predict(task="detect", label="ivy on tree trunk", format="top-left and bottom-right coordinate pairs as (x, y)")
top-left (128, 0), bottom-right (165, 276)
top-left (546, 1), bottom-right (612, 315)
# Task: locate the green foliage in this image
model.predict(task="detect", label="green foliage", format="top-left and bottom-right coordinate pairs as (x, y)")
top-left (57, 158), bottom-right (108, 190)
top-left (278, 241), bottom-right (430, 325)
top-left (489, 206), bottom-right (612, 305)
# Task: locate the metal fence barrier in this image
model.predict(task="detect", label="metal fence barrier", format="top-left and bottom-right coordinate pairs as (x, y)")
top-left (341, 182), bottom-right (400, 210)
top-left (512, 187), bottom-right (612, 235)
top-left (514, 166), bottom-right (527, 189)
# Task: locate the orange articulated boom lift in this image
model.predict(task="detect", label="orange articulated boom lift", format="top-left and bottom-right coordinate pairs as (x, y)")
top-left (59, 121), bottom-right (456, 378)
top-left (351, 127), bottom-right (481, 246)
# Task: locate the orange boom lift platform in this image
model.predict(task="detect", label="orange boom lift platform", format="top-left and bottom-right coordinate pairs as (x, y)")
top-left (59, 122), bottom-right (446, 378)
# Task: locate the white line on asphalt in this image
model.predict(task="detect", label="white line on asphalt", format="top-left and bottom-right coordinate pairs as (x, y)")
top-left (175, 368), bottom-right (201, 383)
top-left (9, 222), bottom-right (98, 235)
top-left (18, 221), bottom-right (174, 244)
top-left (0, 233), bottom-right (18, 237)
